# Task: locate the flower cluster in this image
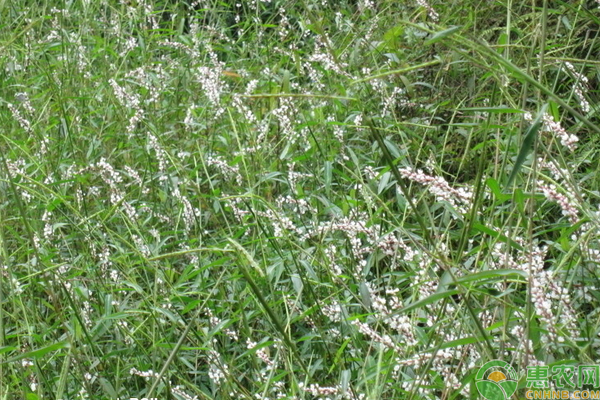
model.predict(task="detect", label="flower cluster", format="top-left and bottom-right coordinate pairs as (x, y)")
top-left (564, 62), bottom-right (590, 113)
top-left (527, 245), bottom-right (579, 344)
top-left (399, 167), bottom-right (474, 214)
top-left (492, 240), bottom-right (579, 347)
top-left (510, 323), bottom-right (544, 367)
top-left (207, 154), bottom-right (243, 186)
top-left (368, 284), bottom-right (417, 346)
top-left (542, 114), bottom-right (579, 151)
top-left (109, 78), bottom-right (144, 137)
top-left (416, 0), bottom-right (439, 22)
top-left (539, 183), bottom-right (579, 224)
top-left (247, 339), bottom-right (274, 367)
top-left (206, 308), bottom-right (239, 341)
top-left (171, 386), bottom-right (199, 400)
top-left (207, 349), bottom-right (229, 386)
top-left (130, 368), bottom-right (199, 400)
top-left (8, 102), bottom-right (32, 133)
top-left (352, 319), bottom-right (401, 352)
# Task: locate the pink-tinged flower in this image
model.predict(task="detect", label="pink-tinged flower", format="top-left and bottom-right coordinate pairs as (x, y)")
top-left (399, 167), bottom-right (474, 214)
top-left (539, 183), bottom-right (579, 224)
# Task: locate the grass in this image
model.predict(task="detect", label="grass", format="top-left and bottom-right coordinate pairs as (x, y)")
top-left (1, 0), bottom-right (600, 399)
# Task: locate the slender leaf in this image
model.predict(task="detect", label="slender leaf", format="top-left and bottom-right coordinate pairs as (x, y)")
top-left (506, 104), bottom-right (547, 187)
top-left (425, 25), bottom-right (461, 45)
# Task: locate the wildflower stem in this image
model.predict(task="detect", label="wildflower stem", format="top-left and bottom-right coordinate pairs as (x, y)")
top-left (227, 238), bottom-right (309, 374)
top-left (147, 247), bottom-right (235, 262)
top-left (238, 93), bottom-right (358, 101)
top-left (351, 59), bottom-right (442, 85)
top-left (146, 322), bottom-right (189, 398)
top-left (366, 118), bottom-right (433, 245)
top-left (455, 35), bottom-right (600, 135)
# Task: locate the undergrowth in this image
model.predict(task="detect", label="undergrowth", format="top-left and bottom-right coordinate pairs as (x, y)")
top-left (1, 0), bottom-right (600, 399)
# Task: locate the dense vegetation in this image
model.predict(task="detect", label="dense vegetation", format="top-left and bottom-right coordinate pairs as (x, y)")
top-left (2, 0), bottom-right (600, 399)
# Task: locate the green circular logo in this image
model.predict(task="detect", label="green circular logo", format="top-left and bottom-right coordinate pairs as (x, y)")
top-left (475, 360), bottom-right (518, 400)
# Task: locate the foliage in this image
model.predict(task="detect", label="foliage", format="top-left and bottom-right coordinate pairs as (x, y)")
top-left (1, 0), bottom-right (600, 399)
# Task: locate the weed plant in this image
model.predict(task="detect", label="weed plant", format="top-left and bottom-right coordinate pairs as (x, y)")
top-left (1, 0), bottom-right (600, 399)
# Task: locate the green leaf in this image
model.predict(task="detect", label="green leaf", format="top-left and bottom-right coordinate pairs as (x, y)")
top-left (359, 281), bottom-right (372, 309)
top-left (506, 104), bottom-right (547, 187)
top-left (383, 138), bottom-right (402, 159)
top-left (281, 69), bottom-right (290, 93)
top-left (486, 321), bottom-right (506, 331)
top-left (459, 106), bottom-right (524, 114)
top-left (456, 269), bottom-right (527, 285)
top-left (324, 161), bottom-right (332, 192)
top-left (514, 188), bottom-right (527, 215)
top-left (377, 171), bottom-right (391, 195)
top-left (497, 32), bottom-right (509, 49)
top-left (56, 350), bottom-right (71, 400)
top-left (328, 338), bottom-right (352, 374)
top-left (397, 289), bottom-right (459, 314)
top-left (476, 381), bottom-right (506, 400)
top-left (227, 238), bottom-right (264, 277)
top-left (182, 299), bottom-right (202, 315)
top-left (5, 341), bottom-right (70, 363)
top-left (0, 346), bottom-right (16, 355)
top-left (382, 24), bottom-right (405, 49)
top-left (439, 336), bottom-right (482, 349)
top-left (98, 378), bottom-right (118, 398)
top-left (486, 178), bottom-right (511, 203)
top-left (425, 26), bottom-right (461, 45)
top-left (100, 312), bottom-right (130, 320)
top-left (471, 222), bottom-right (524, 251)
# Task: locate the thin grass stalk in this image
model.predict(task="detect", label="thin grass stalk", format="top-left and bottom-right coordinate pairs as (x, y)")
top-left (227, 238), bottom-right (309, 374)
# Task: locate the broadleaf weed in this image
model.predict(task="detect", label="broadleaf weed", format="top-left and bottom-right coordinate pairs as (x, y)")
top-left (1, 1), bottom-right (600, 399)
